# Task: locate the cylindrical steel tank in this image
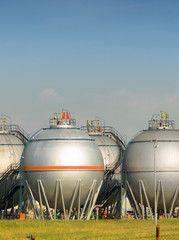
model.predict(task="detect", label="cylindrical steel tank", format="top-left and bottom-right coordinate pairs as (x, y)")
top-left (22, 112), bottom-right (104, 210)
top-left (123, 113), bottom-right (179, 212)
top-left (0, 119), bottom-right (25, 210)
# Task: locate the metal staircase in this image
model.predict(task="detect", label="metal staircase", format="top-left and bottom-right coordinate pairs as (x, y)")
top-left (0, 180), bottom-right (22, 216)
top-left (104, 150), bottom-right (123, 176)
top-left (102, 127), bottom-right (126, 176)
top-left (0, 164), bottom-right (21, 212)
top-left (0, 121), bottom-right (29, 215)
top-left (0, 123), bottom-right (29, 184)
top-left (0, 163), bottom-right (20, 184)
top-left (6, 180), bottom-right (21, 201)
top-left (96, 179), bottom-right (121, 206)
top-left (104, 126), bottom-right (126, 149)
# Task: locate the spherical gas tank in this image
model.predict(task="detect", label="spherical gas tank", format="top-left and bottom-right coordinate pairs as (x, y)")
top-left (82, 121), bottom-right (126, 208)
top-left (123, 113), bottom-right (179, 211)
top-left (0, 130), bottom-right (25, 210)
top-left (82, 120), bottom-right (125, 169)
top-left (0, 133), bottom-right (24, 173)
top-left (22, 112), bottom-right (104, 209)
top-left (89, 134), bottom-right (120, 166)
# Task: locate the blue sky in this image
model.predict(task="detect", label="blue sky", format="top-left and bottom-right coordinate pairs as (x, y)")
top-left (0, 0), bottom-right (179, 140)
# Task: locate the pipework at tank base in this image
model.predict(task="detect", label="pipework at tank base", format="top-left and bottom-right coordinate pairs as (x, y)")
top-left (20, 179), bottom-right (103, 220)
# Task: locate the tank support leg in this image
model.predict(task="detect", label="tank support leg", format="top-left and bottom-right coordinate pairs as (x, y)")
top-left (54, 180), bottom-right (59, 219)
top-left (78, 180), bottom-right (81, 220)
top-left (139, 180), bottom-right (144, 219)
top-left (37, 180), bottom-right (44, 220)
top-left (169, 183), bottom-right (179, 218)
top-left (54, 179), bottom-right (67, 219)
top-left (86, 180), bottom-right (103, 220)
top-left (59, 179), bottom-right (67, 219)
top-left (160, 180), bottom-right (167, 218)
top-left (38, 180), bottom-right (53, 220)
top-left (80, 180), bottom-right (96, 220)
top-left (157, 180), bottom-right (167, 218)
top-left (140, 180), bottom-right (153, 219)
top-left (126, 180), bottom-right (139, 219)
top-left (87, 181), bottom-right (97, 216)
top-left (161, 181), bottom-right (167, 218)
top-left (26, 180), bottom-right (39, 219)
top-left (68, 180), bottom-right (81, 220)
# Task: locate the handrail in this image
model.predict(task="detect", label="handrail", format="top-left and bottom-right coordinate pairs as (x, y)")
top-left (104, 149), bottom-right (123, 175)
top-left (0, 163), bottom-right (20, 208)
top-left (0, 180), bottom-right (21, 207)
top-left (81, 125), bottom-right (127, 149)
top-left (0, 162), bottom-right (20, 183)
top-left (0, 125), bottom-right (30, 144)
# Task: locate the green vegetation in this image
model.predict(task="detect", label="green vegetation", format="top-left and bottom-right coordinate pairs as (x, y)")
top-left (0, 219), bottom-right (179, 240)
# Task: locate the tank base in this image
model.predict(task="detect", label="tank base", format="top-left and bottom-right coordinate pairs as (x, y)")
top-left (22, 179), bottom-right (103, 220)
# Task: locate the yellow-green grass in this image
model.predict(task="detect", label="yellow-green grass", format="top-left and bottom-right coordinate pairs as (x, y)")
top-left (0, 219), bottom-right (179, 240)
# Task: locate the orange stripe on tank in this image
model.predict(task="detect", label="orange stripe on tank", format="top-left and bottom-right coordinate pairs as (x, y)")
top-left (22, 166), bottom-right (104, 171)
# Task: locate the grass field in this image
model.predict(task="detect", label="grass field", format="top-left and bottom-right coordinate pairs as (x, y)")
top-left (0, 219), bottom-right (179, 240)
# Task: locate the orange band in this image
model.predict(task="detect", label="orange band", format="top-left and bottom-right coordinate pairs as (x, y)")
top-left (22, 166), bottom-right (104, 171)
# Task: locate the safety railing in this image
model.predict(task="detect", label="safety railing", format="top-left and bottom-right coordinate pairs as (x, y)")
top-left (81, 125), bottom-right (127, 149)
top-left (0, 124), bottom-right (30, 144)
top-left (104, 150), bottom-right (123, 176)
top-left (148, 119), bottom-right (175, 130)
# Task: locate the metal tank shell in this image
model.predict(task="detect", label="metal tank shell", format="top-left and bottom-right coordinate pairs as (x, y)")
top-left (89, 134), bottom-right (120, 166)
top-left (88, 133), bottom-right (121, 206)
top-left (0, 132), bottom-right (24, 210)
top-left (22, 118), bottom-right (104, 210)
top-left (81, 121), bottom-right (126, 216)
top-left (81, 121), bottom-right (126, 171)
top-left (123, 114), bottom-right (179, 212)
top-left (0, 133), bottom-right (24, 173)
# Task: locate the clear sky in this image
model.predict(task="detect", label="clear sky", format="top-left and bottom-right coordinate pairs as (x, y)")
top-left (1, 0), bottom-right (179, 141)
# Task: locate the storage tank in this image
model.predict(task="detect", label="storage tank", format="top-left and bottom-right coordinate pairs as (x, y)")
top-left (81, 119), bottom-right (126, 217)
top-left (83, 120), bottom-right (125, 167)
top-left (0, 117), bottom-right (26, 211)
top-left (123, 112), bottom-right (179, 217)
top-left (21, 112), bottom-right (104, 219)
